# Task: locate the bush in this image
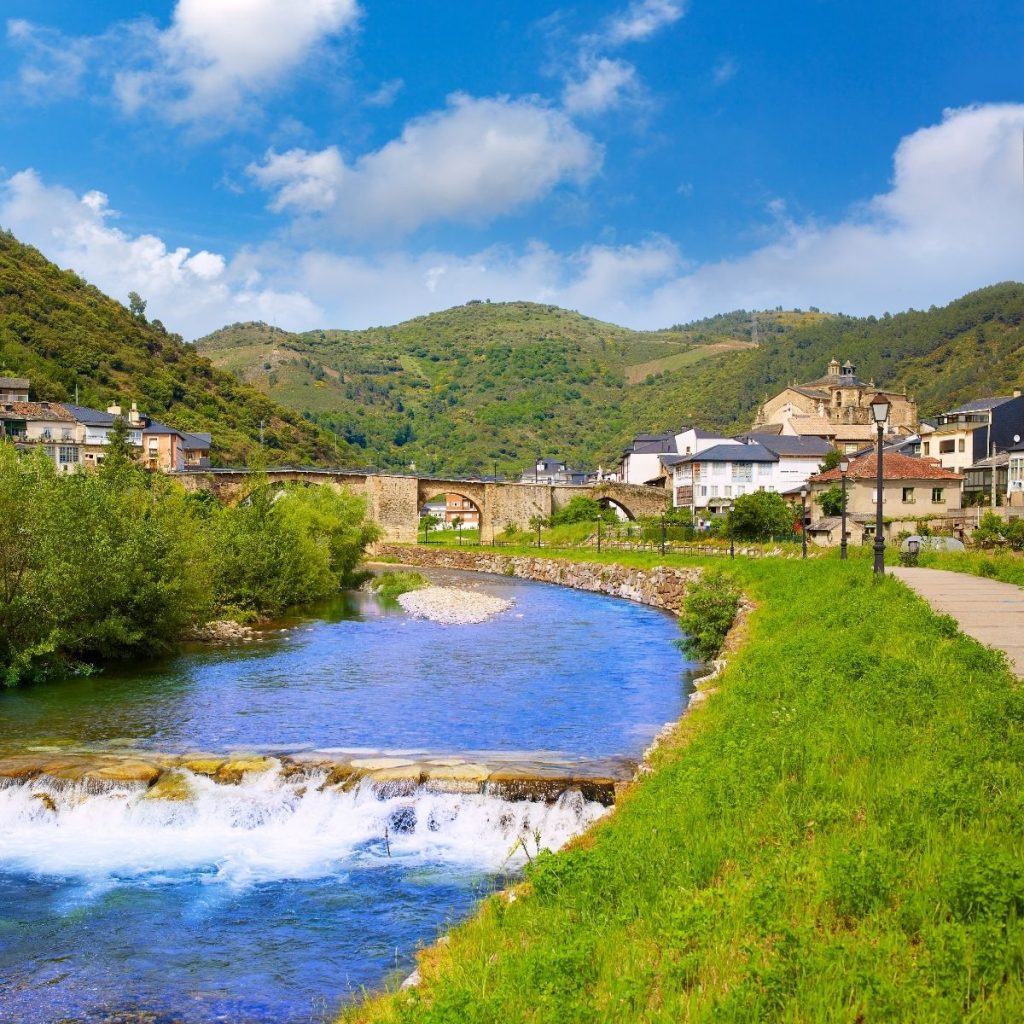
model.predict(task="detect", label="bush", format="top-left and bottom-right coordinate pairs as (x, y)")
top-left (676, 570), bottom-right (741, 662)
top-left (728, 492), bottom-right (796, 542)
top-left (549, 496), bottom-right (617, 526)
top-left (369, 571), bottom-right (430, 600)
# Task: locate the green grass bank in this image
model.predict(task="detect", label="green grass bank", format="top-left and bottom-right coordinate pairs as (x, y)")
top-left (342, 547), bottom-right (1024, 1023)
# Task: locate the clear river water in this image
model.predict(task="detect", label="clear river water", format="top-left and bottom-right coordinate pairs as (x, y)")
top-left (0, 569), bottom-right (693, 1023)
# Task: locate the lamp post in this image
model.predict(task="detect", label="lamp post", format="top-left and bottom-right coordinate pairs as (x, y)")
top-left (800, 487), bottom-right (808, 559)
top-left (870, 394), bottom-right (891, 575)
top-left (839, 457), bottom-right (850, 560)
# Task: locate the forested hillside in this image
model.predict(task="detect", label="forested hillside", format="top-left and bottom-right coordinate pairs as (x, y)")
top-left (0, 232), bottom-right (356, 466)
top-left (199, 285), bottom-right (1024, 475)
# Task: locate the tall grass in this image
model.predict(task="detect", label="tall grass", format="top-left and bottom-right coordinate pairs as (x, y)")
top-left (342, 550), bottom-right (1024, 1022)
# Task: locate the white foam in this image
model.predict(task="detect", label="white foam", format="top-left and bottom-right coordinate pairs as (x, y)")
top-left (0, 768), bottom-right (606, 888)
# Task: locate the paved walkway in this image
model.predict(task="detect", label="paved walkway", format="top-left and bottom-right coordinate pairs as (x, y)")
top-left (890, 567), bottom-right (1024, 677)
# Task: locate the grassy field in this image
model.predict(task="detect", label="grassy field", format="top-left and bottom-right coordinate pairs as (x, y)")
top-left (342, 546), bottom-right (1024, 1023)
top-left (624, 339), bottom-right (758, 384)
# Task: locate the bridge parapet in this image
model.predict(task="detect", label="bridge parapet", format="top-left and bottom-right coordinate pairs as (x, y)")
top-left (170, 469), bottom-right (667, 540)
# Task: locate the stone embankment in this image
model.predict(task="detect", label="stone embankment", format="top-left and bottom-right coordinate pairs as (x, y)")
top-left (397, 586), bottom-right (512, 624)
top-left (376, 546), bottom-right (701, 614)
top-left (0, 749), bottom-right (624, 805)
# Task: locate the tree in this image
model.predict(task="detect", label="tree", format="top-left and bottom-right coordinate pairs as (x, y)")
top-left (816, 484), bottom-right (847, 517)
top-left (819, 448), bottom-right (843, 472)
top-left (549, 496), bottom-right (616, 526)
top-left (127, 291), bottom-right (147, 320)
top-left (99, 415), bottom-right (139, 485)
top-left (727, 491), bottom-right (796, 541)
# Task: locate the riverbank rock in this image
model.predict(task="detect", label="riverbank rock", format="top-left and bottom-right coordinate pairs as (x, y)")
top-left (397, 586), bottom-right (512, 624)
top-left (185, 620), bottom-right (261, 643)
top-left (217, 756), bottom-right (275, 784)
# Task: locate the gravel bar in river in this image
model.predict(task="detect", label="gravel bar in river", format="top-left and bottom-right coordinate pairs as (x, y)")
top-left (397, 586), bottom-right (513, 624)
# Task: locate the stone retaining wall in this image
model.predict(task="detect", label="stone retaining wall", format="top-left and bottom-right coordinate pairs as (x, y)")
top-left (374, 546), bottom-right (701, 614)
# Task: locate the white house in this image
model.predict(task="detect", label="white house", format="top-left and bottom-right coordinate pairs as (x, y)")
top-left (617, 427), bottom-right (727, 485)
top-left (664, 434), bottom-right (832, 518)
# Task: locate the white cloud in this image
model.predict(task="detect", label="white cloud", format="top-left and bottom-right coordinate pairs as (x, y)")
top-left (712, 56), bottom-right (737, 87)
top-left (8, 0), bottom-right (360, 126)
top-left (562, 57), bottom-right (639, 115)
top-left (3, 104), bottom-right (1022, 340)
top-left (114, 0), bottom-right (361, 123)
top-left (249, 93), bottom-right (602, 235)
top-left (365, 77), bottom-right (403, 108)
top-left (0, 169), bottom-right (321, 337)
top-left (602, 0), bottom-right (686, 46)
top-left (6, 19), bottom-right (95, 100)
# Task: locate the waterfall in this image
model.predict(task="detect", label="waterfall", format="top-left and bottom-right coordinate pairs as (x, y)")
top-left (0, 767), bottom-right (607, 887)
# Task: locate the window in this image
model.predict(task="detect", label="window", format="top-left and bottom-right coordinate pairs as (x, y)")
top-left (939, 439), bottom-right (956, 454)
top-left (58, 445), bottom-right (79, 465)
top-left (871, 492), bottom-right (887, 504)
top-left (710, 486), bottom-right (719, 497)
top-left (958, 439), bottom-right (965, 453)
top-left (700, 486), bottom-right (707, 497)
top-left (931, 487), bottom-right (944, 503)
top-left (712, 462), bottom-right (725, 477)
top-left (758, 461), bottom-right (773, 478)
top-left (923, 441), bottom-right (931, 455)
top-left (732, 461), bottom-right (753, 483)
top-left (724, 486), bottom-right (732, 497)
top-left (902, 487), bottom-right (915, 504)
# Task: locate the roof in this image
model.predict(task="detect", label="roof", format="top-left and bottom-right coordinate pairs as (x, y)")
top-left (790, 386), bottom-right (830, 401)
top-left (689, 442), bottom-right (777, 464)
top-left (0, 400), bottom-right (74, 421)
top-left (736, 434), bottom-right (834, 457)
top-left (966, 452), bottom-right (1010, 470)
top-left (658, 453), bottom-right (689, 466)
top-left (785, 414), bottom-right (836, 435)
top-left (182, 431), bottom-right (212, 450)
top-left (807, 514), bottom-right (875, 532)
top-left (62, 403), bottom-right (117, 427)
top-left (143, 421), bottom-right (185, 438)
top-left (0, 377), bottom-right (30, 389)
top-left (627, 436), bottom-right (677, 454)
top-left (945, 396), bottom-right (1019, 414)
top-left (811, 451), bottom-right (962, 484)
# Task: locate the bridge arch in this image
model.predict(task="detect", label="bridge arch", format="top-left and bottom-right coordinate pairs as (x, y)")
top-left (597, 496), bottom-right (634, 521)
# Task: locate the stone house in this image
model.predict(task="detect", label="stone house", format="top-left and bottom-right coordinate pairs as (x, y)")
top-left (752, 358), bottom-right (917, 452)
top-left (808, 451), bottom-right (963, 520)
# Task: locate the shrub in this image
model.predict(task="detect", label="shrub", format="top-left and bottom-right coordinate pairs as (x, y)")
top-left (676, 570), bottom-right (741, 662)
top-left (369, 571), bottom-right (430, 600)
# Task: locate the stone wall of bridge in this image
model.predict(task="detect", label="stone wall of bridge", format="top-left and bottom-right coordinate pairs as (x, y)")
top-left (171, 470), bottom-right (668, 543)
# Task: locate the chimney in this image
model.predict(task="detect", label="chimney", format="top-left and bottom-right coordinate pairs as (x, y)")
top-left (1014, 390), bottom-right (1022, 398)
top-left (107, 403), bottom-right (122, 416)
top-left (129, 401), bottom-right (142, 426)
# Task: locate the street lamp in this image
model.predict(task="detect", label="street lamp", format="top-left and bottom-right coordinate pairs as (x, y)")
top-left (839, 457), bottom-right (850, 561)
top-left (800, 486), bottom-right (808, 559)
top-left (870, 394), bottom-right (891, 575)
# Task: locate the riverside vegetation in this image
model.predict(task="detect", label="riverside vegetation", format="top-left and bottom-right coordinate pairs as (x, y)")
top-left (0, 439), bottom-right (379, 686)
top-left (344, 545), bottom-right (1024, 1023)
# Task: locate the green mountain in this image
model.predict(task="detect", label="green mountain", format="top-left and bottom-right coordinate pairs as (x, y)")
top-left (198, 285), bottom-right (1024, 475)
top-left (0, 231), bottom-right (356, 466)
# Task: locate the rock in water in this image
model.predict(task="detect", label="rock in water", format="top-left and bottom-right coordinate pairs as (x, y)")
top-left (396, 586), bottom-right (512, 624)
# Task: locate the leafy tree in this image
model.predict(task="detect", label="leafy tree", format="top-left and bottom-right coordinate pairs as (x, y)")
top-left (819, 448), bottom-right (843, 472)
top-left (817, 484), bottom-right (847, 517)
top-left (727, 491), bottom-right (796, 541)
top-left (972, 512), bottom-right (1006, 549)
top-left (549, 496), bottom-right (617, 526)
top-left (675, 570), bottom-right (741, 662)
top-left (127, 291), bottom-right (147, 320)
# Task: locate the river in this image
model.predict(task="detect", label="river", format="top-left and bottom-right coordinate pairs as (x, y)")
top-left (0, 569), bottom-right (694, 1023)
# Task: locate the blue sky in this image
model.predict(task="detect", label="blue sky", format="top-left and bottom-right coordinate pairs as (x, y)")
top-left (1, 0), bottom-right (1022, 337)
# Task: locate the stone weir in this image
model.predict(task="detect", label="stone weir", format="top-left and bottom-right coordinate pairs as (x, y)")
top-left (0, 749), bottom-right (629, 806)
top-left (374, 546), bottom-right (701, 614)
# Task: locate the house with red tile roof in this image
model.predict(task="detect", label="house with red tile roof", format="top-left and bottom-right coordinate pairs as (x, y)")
top-left (809, 451), bottom-right (963, 520)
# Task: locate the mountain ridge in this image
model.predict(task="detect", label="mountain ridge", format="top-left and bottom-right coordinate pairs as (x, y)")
top-left (198, 285), bottom-right (1024, 474)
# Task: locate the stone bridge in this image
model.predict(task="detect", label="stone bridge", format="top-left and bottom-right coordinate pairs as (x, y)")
top-left (171, 468), bottom-right (668, 543)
